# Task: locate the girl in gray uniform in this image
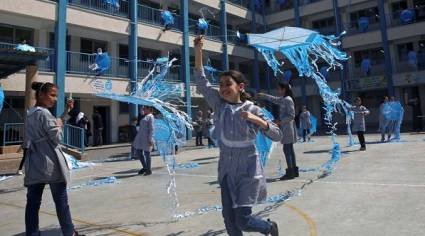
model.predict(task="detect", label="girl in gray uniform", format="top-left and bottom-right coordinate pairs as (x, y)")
top-left (195, 36), bottom-right (281, 236)
top-left (258, 83), bottom-right (298, 180)
top-left (24, 82), bottom-right (84, 236)
top-left (351, 97), bottom-right (370, 151)
top-left (133, 106), bottom-right (155, 176)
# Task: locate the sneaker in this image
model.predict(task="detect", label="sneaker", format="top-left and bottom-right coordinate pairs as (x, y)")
top-left (16, 170), bottom-right (23, 175)
top-left (138, 169), bottom-right (146, 175)
top-left (73, 231), bottom-right (86, 236)
top-left (359, 147), bottom-right (366, 151)
top-left (267, 219), bottom-right (279, 236)
top-left (144, 170), bottom-right (152, 176)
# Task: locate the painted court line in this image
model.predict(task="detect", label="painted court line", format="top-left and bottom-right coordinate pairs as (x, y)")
top-left (0, 202), bottom-right (147, 236)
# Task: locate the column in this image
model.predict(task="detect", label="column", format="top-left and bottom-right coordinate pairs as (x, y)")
top-left (181, 0), bottom-right (192, 139)
top-left (129, 0), bottom-right (138, 120)
top-left (54, 0), bottom-right (67, 116)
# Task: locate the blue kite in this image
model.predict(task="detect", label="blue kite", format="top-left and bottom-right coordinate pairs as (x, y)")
top-left (244, 26), bottom-right (352, 174)
top-left (94, 56), bottom-right (192, 217)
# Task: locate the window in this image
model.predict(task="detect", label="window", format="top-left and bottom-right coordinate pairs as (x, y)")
top-left (3, 97), bottom-right (25, 109)
top-left (119, 44), bottom-right (129, 59)
top-left (48, 33), bottom-right (71, 50)
top-left (353, 47), bottom-right (384, 67)
top-left (350, 7), bottom-right (380, 28)
top-left (119, 102), bottom-right (129, 114)
top-left (0, 24), bottom-right (33, 44)
top-left (397, 42), bottom-right (414, 61)
top-left (139, 48), bottom-right (160, 61)
top-left (312, 17), bottom-right (335, 34)
top-left (80, 38), bottom-right (107, 54)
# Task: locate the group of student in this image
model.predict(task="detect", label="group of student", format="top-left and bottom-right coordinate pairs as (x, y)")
top-left (22, 35), bottom-right (409, 236)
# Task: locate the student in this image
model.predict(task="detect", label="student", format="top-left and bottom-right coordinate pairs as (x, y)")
top-left (194, 36), bottom-right (281, 236)
top-left (205, 109), bottom-right (215, 148)
top-left (193, 111), bottom-right (205, 146)
top-left (24, 82), bottom-right (84, 236)
top-left (300, 105), bottom-right (312, 142)
top-left (258, 83), bottom-right (298, 180)
top-left (379, 96), bottom-right (389, 142)
top-left (351, 97), bottom-right (370, 151)
top-left (133, 106), bottom-right (155, 176)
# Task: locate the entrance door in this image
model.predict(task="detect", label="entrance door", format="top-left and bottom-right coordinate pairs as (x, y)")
top-left (93, 106), bottom-right (111, 144)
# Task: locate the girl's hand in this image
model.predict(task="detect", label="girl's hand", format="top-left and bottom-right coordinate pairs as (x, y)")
top-left (241, 111), bottom-right (255, 121)
top-left (66, 99), bottom-right (74, 112)
top-left (194, 36), bottom-right (204, 49)
top-left (56, 118), bottom-right (64, 128)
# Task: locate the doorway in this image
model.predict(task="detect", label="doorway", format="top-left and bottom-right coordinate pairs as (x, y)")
top-left (93, 106), bottom-right (111, 144)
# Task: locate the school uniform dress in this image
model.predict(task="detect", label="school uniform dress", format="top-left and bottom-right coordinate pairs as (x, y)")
top-left (133, 114), bottom-right (154, 171)
top-left (24, 107), bottom-right (75, 236)
top-left (195, 68), bottom-right (282, 235)
top-left (258, 93), bottom-right (299, 176)
top-left (300, 111), bottom-right (312, 141)
top-left (351, 105), bottom-right (370, 148)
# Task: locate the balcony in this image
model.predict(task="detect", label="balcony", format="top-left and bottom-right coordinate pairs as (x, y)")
top-left (343, 17), bottom-right (381, 36)
top-left (228, 0), bottom-right (250, 9)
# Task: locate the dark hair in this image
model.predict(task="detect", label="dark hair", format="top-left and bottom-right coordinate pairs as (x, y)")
top-left (355, 97), bottom-right (362, 103)
top-left (31, 82), bottom-right (57, 98)
top-left (278, 82), bottom-right (294, 100)
top-left (220, 70), bottom-right (251, 102)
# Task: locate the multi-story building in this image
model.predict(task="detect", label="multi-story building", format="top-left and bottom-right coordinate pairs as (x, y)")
top-left (0, 0), bottom-right (424, 145)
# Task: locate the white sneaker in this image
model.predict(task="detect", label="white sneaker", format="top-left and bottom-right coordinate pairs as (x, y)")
top-left (17, 170), bottom-right (23, 175)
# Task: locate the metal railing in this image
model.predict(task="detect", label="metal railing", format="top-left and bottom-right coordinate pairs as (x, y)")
top-left (62, 124), bottom-right (86, 153)
top-left (2, 123), bottom-right (24, 146)
top-left (68, 0), bottom-right (129, 17)
top-left (228, 0), bottom-right (250, 9)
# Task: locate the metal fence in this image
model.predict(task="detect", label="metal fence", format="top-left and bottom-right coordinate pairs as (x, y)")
top-left (62, 124), bottom-right (86, 153)
top-left (2, 123), bottom-right (24, 146)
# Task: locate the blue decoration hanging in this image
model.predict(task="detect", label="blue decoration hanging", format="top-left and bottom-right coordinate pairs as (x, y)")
top-left (358, 17), bottom-right (369, 32)
top-left (408, 51), bottom-right (417, 67)
top-left (0, 87), bottom-right (4, 113)
top-left (89, 52), bottom-right (111, 76)
top-left (104, 0), bottom-right (120, 9)
top-left (382, 101), bottom-right (404, 141)
top-left (236, 31), bottom-right (249, 44)
top-left (161, 10), bottom-right (174, 28)
top-left (197, 18), bottom-right (209, 31)
top-left (360, 58), bottom-right (371, 76)
top-left (400, 9), bottom-right (414, 24)
top-left (252, 0), bottom-right (262, 9)
top-left (283, 70), bottom-right (292, 82)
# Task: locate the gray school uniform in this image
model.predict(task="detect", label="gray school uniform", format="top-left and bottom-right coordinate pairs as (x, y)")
top-left (300, 111), bottom-right (312, 130)
top-left (23, 107), bottom-right (70, 186)
top-left (132, 114), bottom-right (154, 152)
top-left (351, 105), bottom-right (370, 132)
top-left (379, 102), bottom-right (388, 132)
top-left (195, 69), bottom-right (282, 208)
top-left (258, 94), bottom-right (297, 144)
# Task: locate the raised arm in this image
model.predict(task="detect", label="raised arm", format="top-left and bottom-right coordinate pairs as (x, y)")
top-left (257, 93), bottom-right (284, 105)
top-left (194, 36), bottom-right (222, 111)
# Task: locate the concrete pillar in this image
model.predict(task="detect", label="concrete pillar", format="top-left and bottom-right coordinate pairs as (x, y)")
top-left (37, 29), bottom-right (48, 48)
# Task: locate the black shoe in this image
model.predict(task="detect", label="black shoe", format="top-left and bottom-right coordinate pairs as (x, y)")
top-left (144, 170), bottom-right (152, 176)
top-left (359, 147), bottom-right (366, 151)
top-left (267, 219), bottom-right (279, 236)
top-left (294, 166), bottom-right (299, 177)
top-left (138, 169), bottom-right (146, 175)
top-left (74, 231), bottom-right (86, 236)
top-left (280, 168), bottom-right (295, 181)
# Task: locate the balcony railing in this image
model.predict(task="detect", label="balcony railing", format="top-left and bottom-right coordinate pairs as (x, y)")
top-left (2, 123), bottom-right (24, 146)
top-left (68, 0), bottom-right (129, 17)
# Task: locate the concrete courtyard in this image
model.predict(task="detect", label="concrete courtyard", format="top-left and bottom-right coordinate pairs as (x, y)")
top-left (0, 133), bottom-right (424, 236)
